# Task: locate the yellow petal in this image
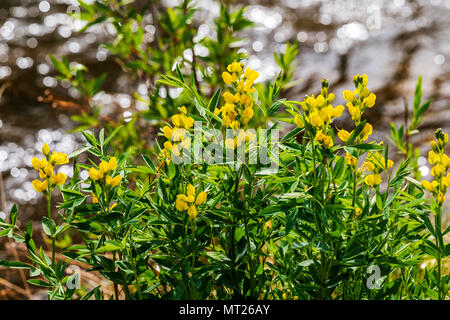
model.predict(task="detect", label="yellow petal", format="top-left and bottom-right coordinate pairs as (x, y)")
top-left (195, 191), bottom-right (207, 205)
top-left (187, 184), bottom-right (196, 197)
top-left (42, 143), bottom-right (50, 156)
top-left (187, 205), bottom-right (198, 220)
top-left (108, 157), bottom-right (117, 171)
top-left (32, 157), bottom-right (41, 170)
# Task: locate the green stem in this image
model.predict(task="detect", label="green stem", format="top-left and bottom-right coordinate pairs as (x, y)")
top-left (435, 206), bottom-right (442, 300)
top-left (47, 191), bottom-right (55, 266)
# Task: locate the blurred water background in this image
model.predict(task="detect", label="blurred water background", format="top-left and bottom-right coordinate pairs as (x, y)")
top-left (0, 0), bottom-right (449, 224)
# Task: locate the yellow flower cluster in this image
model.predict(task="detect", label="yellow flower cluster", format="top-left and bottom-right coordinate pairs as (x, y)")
top-left (160, 106), bottom-right (194, 161)
top-left (31, 143), bottom-right (68, 193)
top-left (362, 151), bottom-right (393, 187)
top-left (336, 74), bottom-right (375, 144)
top-left (88, 157), bottom-right (122, 186)
top-left (294, 80), bottom-right (344, 149)
top-left (343, 74), bottom-right (376, 123)
top-left (175, 184), bottom-right (207, 220)
top-left (218, 61), bottom-right (259, 130)
top-left (225, 129), bottom-right (257, 150)
top-left (421, 129), bottom-right (450, 204)
top-left (338, 123), bottom-right (373, 143)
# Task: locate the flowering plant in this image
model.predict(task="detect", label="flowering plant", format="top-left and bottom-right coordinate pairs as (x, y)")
top-left (0, 0), bottom-right (448, 301)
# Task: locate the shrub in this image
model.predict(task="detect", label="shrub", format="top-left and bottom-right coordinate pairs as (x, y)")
top-left (0, 0), bottom-right (448, 300)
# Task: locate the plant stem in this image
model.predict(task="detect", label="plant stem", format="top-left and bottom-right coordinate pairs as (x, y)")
top-left (435, 206), bottom-right (442, 300)
top-left (47, 191), bottom-right (55, 266)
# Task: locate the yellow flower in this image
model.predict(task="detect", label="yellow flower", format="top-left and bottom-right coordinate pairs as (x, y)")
top-left (179, 106), bottom-right (187, 114)
top-left (319, 106), bottom-right (334, 123)
top-left (222, 103), bottom-right (235, 114)
top-left (365, 174), bottom-right (381, 187)
top-left (328, 93), bottom-right (335, 102)
top-left (430, 140), bottom-right (438, 152)
top-left (171, 114), bottom-right (183, 127)
top-left (223, 91), bottom-right (239, 104)
top-left (50, 152), bottom-right (69, 165)
top-left (176, 195), bottom-right (189, 211)
top-left (362, 74), bottom-right (368, 86)
top-left (230, 120), bottom-right (240, 131)
top-left (306, 96), bottom-right (318, 109)
top-left (89, 168), bottom-right (104, 180)
top-left (300, 102), bottom-right (308, 111)
top-left (171, 128), bottom-right (186, 142)
top-left (421, 180), bottom-right (437, 192)
top-left (443, 173), bottom-right (450, 187)
top-left (431, 164), bottom-right (446, 177)
top-left (184, 116), bottom-right (194, 129)
top-left (32, 179), bottom-right (48, 193)
top-left (222, 116), bottom-right (231, 127)
top-left (50, 172), bottom-right (67, 186)
top-left (345, 153), bottom-right (357, 167)
top-left (240, 95), bottom-right (253, 108)
top-left (362, 161), bottom-right (375, 172)
top-left (99, 161), bottom-right (109, 174)
top-left (364, 93), bottom-right (376, 108)
top-left (361, 123), bottom-right (373, 141)
top-left (437, 192), bottom-right (446, 205)
top-left (41, 163), bottom-right (54, 179)
top-left (187, 205), bottom-right (198, 220)
top-left (32, 157), bottom-right (42, 170)
top-left (195, 191), bottom-right (207, 205)
top-left (228, 61), bottom-right (243, 73)
top-left (314, 130), bottom-right (333, 148)
top-left (338, 129), bottom-right (351, 142)
top-left (347, 102), bottom-right (360, 121)
top-left (164, 141), bottom-right (173, 152)
top-left (343, 90), bottom-right (355, 102)
top-left (442, 154), bottom-right (450, 167)
top-left (333, 105), bottom-right (345, 118)
top-left (316, 94), bottom-right (325, 107)
top-left (163, 126), bottom-right (173, 139)
top-left (309, 112), bottom-right (324, 127)
top-left (244, 68), bottom-right (259, 82)
top-left (222, 72), bottom-right (234, 85)
top-left (226, 138), bottom-right (235, 149)
top-left (294, 115), bottom-right (304, 128)
top-left (187, 184), bottom-right (196, 197)
top-left (108, 157), bottom-right (117, 171)
top-left (242, 107), bottom-right (254, 124)
top-left (428, 150), bottom-right (440, 165)
top-left (106, 175), bottom-right (122, 187)
top-left (42, 143), bottom-right (50, 156)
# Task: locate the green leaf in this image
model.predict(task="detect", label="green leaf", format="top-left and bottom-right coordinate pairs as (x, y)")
top-left (9, 204), bottom-right (17, 226)
top-left (103, 126), bottom-right (123, 149)
top-left (207, 88), bottom-right (221, 112)
top-left (299, 260), bottom-right (314, 267)
top-left (96, 240), bottom-right (122, 252)
top-left (285, 208), bottom-right (298, 235)
top-left (234, 227), bottom-right (245, 242)
top-left (175, 64), bottom-right (184, 83)
top-left (27, 279), bottom-right (54, 288)
top-left (157, 178), bottom-right (168, 204)
top-left (68, 146), bottom-right (91, 159)
top-left (345, 121), bottom-right (366, 146)
top-left (0, 260), bottom-right (34, 269)
top-left (142, 154), bottom-right (156, 171)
